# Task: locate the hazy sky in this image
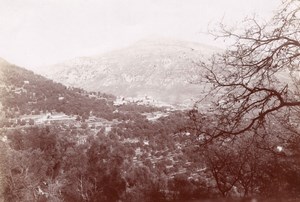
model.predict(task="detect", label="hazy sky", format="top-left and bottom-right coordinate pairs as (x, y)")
top-left (0, 0), bottom-right (282, 69)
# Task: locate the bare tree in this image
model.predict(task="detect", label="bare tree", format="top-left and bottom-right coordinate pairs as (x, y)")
top-left (196, 0), bottom-right (300, 141)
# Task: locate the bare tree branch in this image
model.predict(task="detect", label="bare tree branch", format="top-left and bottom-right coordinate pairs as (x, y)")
top-left (195, 0), bottom-right (300, 141)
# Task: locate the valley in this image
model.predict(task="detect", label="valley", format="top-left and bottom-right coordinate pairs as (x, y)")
top-left (0, 34), bottom-right (299, 202)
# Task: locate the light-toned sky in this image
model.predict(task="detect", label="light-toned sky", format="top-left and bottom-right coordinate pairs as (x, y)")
top-left (0, 0), bottom-right (282, 69)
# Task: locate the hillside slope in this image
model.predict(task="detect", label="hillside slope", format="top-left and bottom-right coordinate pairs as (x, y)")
top-left (0, 59), bottom-right (116, 120)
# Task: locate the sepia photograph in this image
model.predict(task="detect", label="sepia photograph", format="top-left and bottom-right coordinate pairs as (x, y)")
top-left (0, 0), bottom-right (299, 201)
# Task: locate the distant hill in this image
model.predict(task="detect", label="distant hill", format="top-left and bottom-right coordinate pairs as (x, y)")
top-left (39, 38), bottom-right (220, 106)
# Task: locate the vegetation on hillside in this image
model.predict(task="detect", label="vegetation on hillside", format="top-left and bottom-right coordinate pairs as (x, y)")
top-left (0, 0), bottom-right (299, 201)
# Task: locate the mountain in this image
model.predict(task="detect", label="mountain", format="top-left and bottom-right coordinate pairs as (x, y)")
top-left (39, 38), bottom-right (220, 107)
